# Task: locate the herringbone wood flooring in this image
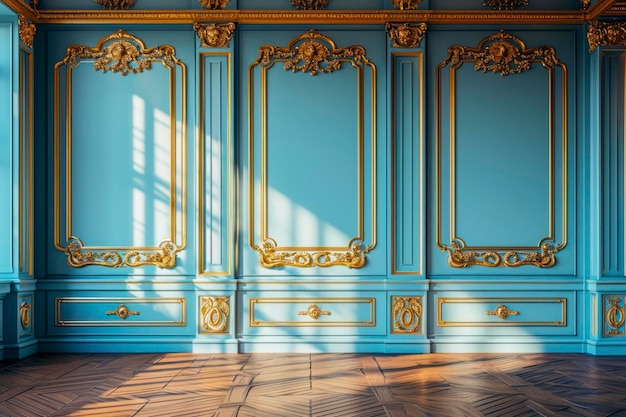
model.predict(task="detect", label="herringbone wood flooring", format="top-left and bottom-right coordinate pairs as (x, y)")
top-left (1, 353), bottom-right (626, 416)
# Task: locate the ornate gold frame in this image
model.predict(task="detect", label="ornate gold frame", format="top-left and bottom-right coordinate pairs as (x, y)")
top-left (435, 31), bottom-right (568, 268)
top-left (53, 30), bottom-right (187, 268)
top-left (198, 52), bottom-right (232, 276)
top-left (247, 30), bottom-right (377, 268)
top-left (437, 297), bottom-right (567, 327)
top-left (249, 297), bottom-right (376, 327)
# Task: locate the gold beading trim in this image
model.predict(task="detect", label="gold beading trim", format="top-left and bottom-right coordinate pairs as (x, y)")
top-left (198, 0), bottom-right (230, 9)
top-left (18, 14), bottom-right (36, 48)
top-left (53, 30), bottom-right (187, 268)
top-left (200, 296), bottom-right (230, 333)
top-left (391, 296), bottom-right (422, 334)
top-left (435, 31), bottom-right (568, 268)
top-left (483, 0), bottom-right (528, 10)
top-left (248, 30), bottom-right (377, 268)
top-left (194, 22), bottom-right (236, 48)
top-left (291, 0), bottom-right (328, 10)
top-left (386, 22), bottom-right (427, 48)
top-left (390, 0), bottom-right (422, 10)
top-left (94, 0), bottom-right (135, 10)
top-left (587, 21), bottom-right (626, 51)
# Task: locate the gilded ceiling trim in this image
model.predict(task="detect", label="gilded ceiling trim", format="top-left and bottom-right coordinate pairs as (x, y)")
top-left (483, 0), bottom-right (528, 11)
top-left (587, 21), bottom-right (626, 51)
top-left (29, 10), bottom-right (585, 25)
top-left (94, 0), bottom-right (135, 10)
top-left (53, 30), bottom-right (187, 268)
top-left (194, 22), bottom-right (236, 48)
top-left (18, 14), bottom-right (36, 48)
top-left (386, 22), bottom-right (427, 48)
top-left (248, 30), bottom-right (377, 268)
top-left (435, 31), bottom-right (568, 268)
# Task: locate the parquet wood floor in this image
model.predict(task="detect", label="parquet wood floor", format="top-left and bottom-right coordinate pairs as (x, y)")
top-left (1, 353), bottom-right (626, 416)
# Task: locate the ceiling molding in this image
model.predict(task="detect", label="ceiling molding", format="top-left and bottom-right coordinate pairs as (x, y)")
top-left (586, 0), bottom-right (620, 20)
top-left (1, 0), bottom-right (35, 20)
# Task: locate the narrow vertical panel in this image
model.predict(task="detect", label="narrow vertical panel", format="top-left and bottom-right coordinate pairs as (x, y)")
top-left (0, 23), bottom-right (13, 274)
top-left (601, 51), bottom-right (625, 276)
top-left (391, 53), bottom-right (423, 275)
top-left (18, 47), bottom-right (33, 277)
top-left (199, 53), bottom-right (231, 276)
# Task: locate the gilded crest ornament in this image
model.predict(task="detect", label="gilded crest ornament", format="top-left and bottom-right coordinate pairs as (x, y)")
top-left (386, 23), bottom-right (427, 48)
top-left (94, 0), bottom-right (135, 10)
top-left (257, 29), bottom-right (366, 76)
top-left (19, 299), bottom-right (32, 329)
top-left (194, 23), bottom-right (236, 48)
top-left (198, 0), bottom-right (229, 9)
top-left (63, 30), bottom-right (178, 75)
top-left (291, 0), bottom-right (329, 10)
top-left (18, 14), bottom-right (36, 49)
top-left (587, 21), bottom-right (626, 51)
top-left (605, 296), bottom-right (626, 336)
top-left (391, 297), bottom-right (422, 333)
top-left (257, 238), bottom-right (366, 268)
top-left (390, 0), bottom-right (422, 10)
top-left (200, 296), bottom-right (230, 333)
top-left (483, 0), bottom-right (528, 10)
top-left (66, 237), bottom-right (179, 268)
top-left (443, 30), bottom-right (561, 76)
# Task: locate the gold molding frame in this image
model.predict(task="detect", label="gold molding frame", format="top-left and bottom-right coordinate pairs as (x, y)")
top-left (437, 298), bottom-right (567, 327)
top-left (19, 46), bottom-right (34, 276)
top-left (587, 21), bottom-right (626, 51)
top-left (198, 0), bottom-right (230, 10)
top-left (386, 22), bottom-right (427, 48)
top-left (53, 30), bottom-right (187, 268)
top-left (55, 297), bottom-right (186, 326)
top-left (247, 30), bottom-right (377, 268)
top-left (604, 295), bottom-right (626, 336)
top-left (198, 52), bottom-right (232, 276)
top-left (291, 0), bottom-right (329, 10)
top-left (249, 298), bottom-right (376, 327)
top-left (194, 22), bottom-right (236, 48)
top-left (94, 0), bottom-right (135, 10)
top-left (18, 14), bottom-right (35, 48)
top-left (391, 296), bottom-right (422, 334)
top-left (199, 296), bottom-right (230, 333)
top-left (483, 0), bottom-right (528, 10)
top-left (390, 0), bottom-right (422, 10)
top-left (435, 31), bottom-right (568, 268)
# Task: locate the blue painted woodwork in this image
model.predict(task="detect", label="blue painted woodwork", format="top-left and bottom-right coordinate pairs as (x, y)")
top-left (0, 1), bottom-right (624, 357)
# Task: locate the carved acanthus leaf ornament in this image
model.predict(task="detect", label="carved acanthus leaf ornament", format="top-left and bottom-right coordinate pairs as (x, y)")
top-left (587, 21), bottom-right (626, 51)
top-left (66, 237), bottom-right (179, 268)
top-left (291, 0), bottom-right (329, 10)
top-left (390, 0), bottom-right (422, 10)
top-left (200, 297), bottom-right (230, 333)
top-left (18, 14), bottom-right (36, 48)
top-left (194, 22), bottom-right (236, 48)
top-left (386, 22), bottom-right (427, 48)
top-left (483, 0), bottom-right (528, 10)
top-left (94, 0), bottom-right (135, 10)
top-left (198, 0), bottom-right (229, 9)
top-left (258, 238), bottom-right (366, 268)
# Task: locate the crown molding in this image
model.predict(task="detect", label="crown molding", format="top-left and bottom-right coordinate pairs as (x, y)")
top-left (586, 0), bottom-right (620, 20)
top-left (1, 0), bottom-right (35, 20)
top-left (25, 9), bottom-right (585, 25)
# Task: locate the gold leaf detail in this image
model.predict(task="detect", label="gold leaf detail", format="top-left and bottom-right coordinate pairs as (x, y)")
top-left (258, 238), bottom-right (366, 269)
top-left (193, 22), bottom-right (236, 48)
top-left (486, 304), bottom-right (519, 320)
top-left (483, 0), bottom-right (528, 10)
top-left (18, 15), bottom-right (36, 48)
top-left (390, 0), bottom-right (422, 10)
top-left (385, 22), bottom-right (427, 48)
top-left (94, 0), bottom-right (135, 10)
top-left (297, 304), bottom-right (331, 320)
top-left (291, 0), bottom-right (329, 10)
top-left (66, 237), bottom-right (179, 268)
top-left (448, 241), bottom-right (556, 268)
top-left (587, 21), bottom-right (626, 52)
top-left (198, 0), bottom-right (230, 9)
top-left (392, 297), bottom-right (422, 333)
top-left (106, 304), bottom-right (140, 320)
top-left (19, 299), bottom-right (32, 329)
top-left (200, 296), bottom-right (230, 333)
top-left (444, 30), bottom-right (560, 76)
top-left (63, 30), bottom-right (179, 76)
top-left (257, 29), bottom-right (366, 76)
